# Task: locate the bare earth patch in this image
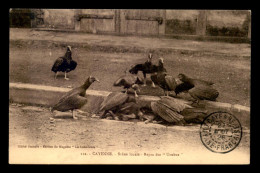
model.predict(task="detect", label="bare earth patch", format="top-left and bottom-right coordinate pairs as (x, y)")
top-left (9, 104), bottom-right (250, 157)
top-left (9, 44), bottom-right (250, 106)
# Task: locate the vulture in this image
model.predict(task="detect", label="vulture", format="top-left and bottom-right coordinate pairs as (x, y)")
top-left (188, 85), bottom-right (219, 102)
top-left (151, 96), bottom-right (193, 124)
top-left (51, 76), bottom-right (99, 119)
top-left (115, 101), bottom-right (143, 120)
top-left (151, 58), bottom-right (176, 96)
top-left (51, 46), bottom-right (77, 80)
top-left (113, 70), bottom-right (143, 97)
top-left (98, 92), bottom-right (137, 119)
top-left (176, 73), bottom-right (219, 102)
top-left (177, 74), bottom-right (214, 88)
top-left (122, 84), bottom-right (141, 97)
top-left (129, 53), bottom-right (163, 87)
top-left (174, 82), bottom-right (195, 95)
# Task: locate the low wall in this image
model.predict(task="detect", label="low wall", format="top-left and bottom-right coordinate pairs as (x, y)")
top-left (9, 83), bottom-right (250, 128)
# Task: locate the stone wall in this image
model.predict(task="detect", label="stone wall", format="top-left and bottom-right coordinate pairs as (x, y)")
top-left (20, 9), bottom-right (250, 38)
top-left (42, 9), bottom-right (75, 29)
top-left (165, 10), bottom-right (250, 37)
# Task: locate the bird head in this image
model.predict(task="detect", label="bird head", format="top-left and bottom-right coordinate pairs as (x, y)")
top-left (159, 57), bottom-right (164, 64)
top-left (88, 76), bottom-right (100, 83)
top-left (177, 73), bottom-right (188, 82)
top-left (67, 46), bottom-right (72, 52)
top-left (131, 84), bottom-right (141, 93)
top-left (148, 53), bottom-right (153, 62)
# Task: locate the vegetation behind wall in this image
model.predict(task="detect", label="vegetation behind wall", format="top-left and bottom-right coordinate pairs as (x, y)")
top-left (9, 9), bottom-right (34, 28)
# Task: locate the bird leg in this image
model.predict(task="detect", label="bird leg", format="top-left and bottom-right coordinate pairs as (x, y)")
top-left (134, 90), bottom-right (138, 97)
top-left (163, 90), bottom-right (169, 96)
top-left (142, 78), bottom-right (147, 86)
top-left (99, 111), bottom-right (106, 119)
top-left (54, 72), bottom-right (58, 79)
top-left (142, 74), bottom-right (147, 86)
top-left (109, 110), bottom-right (119, 121)
top-left (72, 110), bottom-right (78, 119)
top-left (151, 81), bottom-right (156, 88)
top-left (125, 88), bottom-right (128, 94)
top-left (64, 72), bottom-right (69, 80)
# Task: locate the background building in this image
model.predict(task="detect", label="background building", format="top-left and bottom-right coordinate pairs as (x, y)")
top-left (9, 9), bottom-right (251, 39)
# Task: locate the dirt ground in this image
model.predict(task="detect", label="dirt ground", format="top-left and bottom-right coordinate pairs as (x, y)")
top-left (10, 28), bottom-right (251, 57)
top-left (9, 43), bottom-right (250, 106)
top-left (9, 104), bottom-right (250, 159)
top-left (9, 29), bottom-right (251, 164)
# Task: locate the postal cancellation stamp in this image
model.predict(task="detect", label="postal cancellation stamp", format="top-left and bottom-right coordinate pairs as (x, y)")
top-left (200, 112), bottom-right (242, 154)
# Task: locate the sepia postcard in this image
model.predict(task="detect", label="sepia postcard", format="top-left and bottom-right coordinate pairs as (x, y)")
top-left (9, 9), bottom-right (250, 164)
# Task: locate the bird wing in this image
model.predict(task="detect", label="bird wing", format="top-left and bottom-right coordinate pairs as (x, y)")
top-left (154, 72), bottom-right (167, 89)
top-left (125, 75), bottom-right (138, 84)
top-left (57, 87), bottom-right (83, 104)
top-left (68, 60), bottom-right (77, 71)
top-left (118, 102), bottom-right (140, 114)
top-left (151, 74), bottom-right (158, 85)
top-left (51, 57), bottom-right (64, 72)
top-left (151, 101), bottom-right (184, 123)
top-left (175, 82), bottom-right (194, 94)
top-left (129, 64), bottom-right (142, 74)
top-left (113, 77), bottom-right (126, 86)
top-left (189, 86), bottom-right (219, 101)
top-left (165, 75), bottom-right (177, 91)
top-left (113, 75), bottom-right (137, 87)
top-left (99, 92), bottom-right (129, 112)
top-left (53, 95), bottom-right (88, 111)
top-left (159, 96), bottom-right (193, 112)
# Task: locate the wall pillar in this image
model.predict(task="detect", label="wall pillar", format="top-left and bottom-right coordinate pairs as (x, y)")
top-left (247, 11), bottom-right (251, 39)
top-left (115, 9), bottom-right (121, 34)
top-left (196, 10), bottom-right (207, 36)
top-left (74, 9), bottom-right (82, 31)
top-left (158, 10), bottom-right (166, 35)
top-left (119, 9), bottom-right (127, 34)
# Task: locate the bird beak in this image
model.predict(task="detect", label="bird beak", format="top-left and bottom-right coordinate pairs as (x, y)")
top-left (95, 78), bottom-right (100, 82)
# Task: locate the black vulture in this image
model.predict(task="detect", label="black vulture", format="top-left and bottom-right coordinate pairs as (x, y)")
top-left (174, 81), bottom-right (195, 95)
top-left (51, 76), bottom-right (99, 119)
top-left (129, 53), bottom-right (163, 87)
top-left (151, 96), bottom-right (193, 124)
top-left (150, 57), bottom-right (167, 84)
top-left (51, 46), bottom-right (77, 80)
top-left (113, 70), bottom-right (143, 97)
top-left (151, 58), bottom-right (176, 96)
top-left (188, 85), bottom-right (219, 102)
top-left (176, 73), bottom-right (219, 102)
top-left (177, 73), bottom-right (214, 87)
top-left (98, 92), bottom-right (137, 119)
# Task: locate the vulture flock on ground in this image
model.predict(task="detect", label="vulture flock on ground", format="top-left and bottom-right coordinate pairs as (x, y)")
top-left (51, 46), bottom-right (219, 125)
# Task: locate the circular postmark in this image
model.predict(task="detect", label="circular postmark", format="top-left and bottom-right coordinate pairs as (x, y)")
top-left (200, 112), bottom-right (242, 154)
